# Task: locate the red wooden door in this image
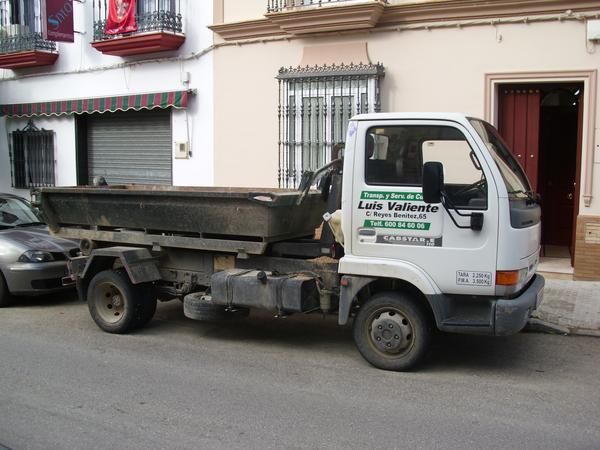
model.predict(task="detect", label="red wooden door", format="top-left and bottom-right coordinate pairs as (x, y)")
top-left (498, 88), bottom-right (541, 192)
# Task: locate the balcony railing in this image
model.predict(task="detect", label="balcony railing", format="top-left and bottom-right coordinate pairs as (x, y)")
top-left (0, 28), bottom-right (56, 53)
top-left (93, 0), bottom-right (183, 41)
top-left (0, 1), bottom-right (58, 69)
top-left (267, 0), bottom-right (387, 13)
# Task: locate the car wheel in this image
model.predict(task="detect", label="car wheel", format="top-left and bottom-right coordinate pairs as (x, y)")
top-left (353, 292), bottom-right (431, 371)
top-left (0, 272), bottom-right (12, 307)
top-left (87, 269), bottom-right (145, 334)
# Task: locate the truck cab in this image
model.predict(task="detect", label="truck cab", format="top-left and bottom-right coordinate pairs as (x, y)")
top-left (339, 113), bottom-right (544, 369)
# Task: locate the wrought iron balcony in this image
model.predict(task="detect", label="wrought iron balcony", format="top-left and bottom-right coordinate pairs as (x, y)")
top-left (265, 0), bottom-right (387, 35)
top-left (267, 0), bottom-right (387, 13)
top-left (0, 16), bottom-right (58, 69)
top-left (92, 0), bottom-right (185, 56)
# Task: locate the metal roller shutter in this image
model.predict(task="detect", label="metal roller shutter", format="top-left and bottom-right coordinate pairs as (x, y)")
top-left (87, 109), bottom-right (172, 185)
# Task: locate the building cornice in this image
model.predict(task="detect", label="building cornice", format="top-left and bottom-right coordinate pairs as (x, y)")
top-left (381, 0), bottom-right (600, 25)
top-left (210, 0), bottom-right (600, 41)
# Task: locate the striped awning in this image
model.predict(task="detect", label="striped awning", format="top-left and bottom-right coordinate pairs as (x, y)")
top-left (0, 90), bottom-right (190, 118)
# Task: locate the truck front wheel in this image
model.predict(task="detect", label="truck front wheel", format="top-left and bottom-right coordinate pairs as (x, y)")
top-left (87, 269), bottom-right (147, 334)
top-left (353, 292), bottom-right (431, 371)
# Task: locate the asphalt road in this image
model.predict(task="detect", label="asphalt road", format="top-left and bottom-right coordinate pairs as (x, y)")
top-left (1, 293), bottom-right (599, 450)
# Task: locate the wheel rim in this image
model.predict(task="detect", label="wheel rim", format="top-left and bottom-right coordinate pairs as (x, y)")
top-left (93, 281), bottom-right (127, 324)
top-left (367, 307), bottom-right (415, 357)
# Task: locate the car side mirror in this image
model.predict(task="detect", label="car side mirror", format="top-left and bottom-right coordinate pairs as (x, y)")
top-left (422, 162), bottom-right (444, 204)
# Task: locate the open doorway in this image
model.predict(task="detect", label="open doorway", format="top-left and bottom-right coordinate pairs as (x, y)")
top-left (497, 82), bottom-right (583, 270)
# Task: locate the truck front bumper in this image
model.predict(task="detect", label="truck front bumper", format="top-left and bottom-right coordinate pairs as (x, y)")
top-left (494, 274), bottom-right (545, 336)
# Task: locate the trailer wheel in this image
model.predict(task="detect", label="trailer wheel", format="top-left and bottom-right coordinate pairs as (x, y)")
top-left (87, 269), bottom-right (145, 334)
top-left (353, 292), bottom-right (431, 371)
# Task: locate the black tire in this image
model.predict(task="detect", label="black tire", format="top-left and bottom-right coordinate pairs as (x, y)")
top-left (353, 292), bottom-right (431, 371)
top-left (137, 283), bottom-right (158, 327)
top-left (183, 292), bottom-right (228, 321)
top-left (0, 272), bottom-right (12, 308)
top-left (87, 269), bottom-right (145, 334)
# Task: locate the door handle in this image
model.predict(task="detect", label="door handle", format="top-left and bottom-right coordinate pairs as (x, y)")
top-left (358, 228), bottom-right (376, 236)
top-left (567, 193), bottom-right (573, 200)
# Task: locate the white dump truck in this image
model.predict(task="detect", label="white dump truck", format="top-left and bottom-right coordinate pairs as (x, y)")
top-left (39, 113), bottom-right (545, 371)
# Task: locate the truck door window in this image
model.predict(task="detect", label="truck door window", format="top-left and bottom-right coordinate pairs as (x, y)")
top-left (365, 125), bottom-right (487, 209)
top-left (422, 140), bottom-right (487, 209)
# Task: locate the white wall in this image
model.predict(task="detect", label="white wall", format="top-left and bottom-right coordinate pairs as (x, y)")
top-left (0, 0), bottom-right (215, 191)
top-left (223, 0), bottom-right (265, 23)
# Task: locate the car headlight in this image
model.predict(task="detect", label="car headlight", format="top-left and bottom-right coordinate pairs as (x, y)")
top-left (18, 250), bottom-right (55, 263)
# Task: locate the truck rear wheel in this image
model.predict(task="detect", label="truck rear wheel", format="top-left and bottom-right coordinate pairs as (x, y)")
top-left (87, 269), bottom-right (146, 334)
top-left (353, 292), bottom-right (431, 371)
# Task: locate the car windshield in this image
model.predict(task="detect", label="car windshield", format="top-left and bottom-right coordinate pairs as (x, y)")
top-left (469, 119), bottom-right (531, 198)
top-left (0, 196), bottom-right (44, 228)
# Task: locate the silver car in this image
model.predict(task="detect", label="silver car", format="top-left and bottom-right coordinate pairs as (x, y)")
top-left (0, 193), bottom-right (79, 307)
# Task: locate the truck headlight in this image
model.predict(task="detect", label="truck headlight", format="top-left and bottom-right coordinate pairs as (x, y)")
top-left (18, 250), bottom-right (55, 263)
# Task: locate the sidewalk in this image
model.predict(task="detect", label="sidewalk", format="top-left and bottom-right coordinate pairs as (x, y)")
top-left (530, 278), bottom-right (600, 336)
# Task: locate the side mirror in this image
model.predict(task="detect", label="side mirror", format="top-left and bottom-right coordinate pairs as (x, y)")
top-left (422, 162), bottom-right (444, 204)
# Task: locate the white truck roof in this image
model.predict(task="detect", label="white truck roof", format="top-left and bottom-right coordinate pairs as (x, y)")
top-left (351, 112), bottom-right (479, 122)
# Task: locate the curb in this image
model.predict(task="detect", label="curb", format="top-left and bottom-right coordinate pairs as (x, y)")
top-left (526, 318), bottom-right (570, 335)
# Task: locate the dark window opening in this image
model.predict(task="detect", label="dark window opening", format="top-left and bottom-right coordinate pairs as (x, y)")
top-left (9, 125), bottom-right (56, 189)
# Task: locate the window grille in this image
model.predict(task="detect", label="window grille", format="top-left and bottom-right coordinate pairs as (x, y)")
top-left (277, 62), bottom-right (384, 188)
top-left (9, 125), bottom-right (56, 188)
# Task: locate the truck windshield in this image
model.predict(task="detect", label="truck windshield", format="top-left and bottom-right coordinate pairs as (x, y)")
top-left (469, 119), bottom-right (531, 197)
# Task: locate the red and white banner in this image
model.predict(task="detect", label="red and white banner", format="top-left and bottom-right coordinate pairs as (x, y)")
top-left (105, 0), bottom-right (137, 35)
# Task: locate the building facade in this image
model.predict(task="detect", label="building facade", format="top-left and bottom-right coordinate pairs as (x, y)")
top-left (208, 0), bottom-right (600, 280)
top-left (0, 0), bottom-right (215, 192)
top-left (1, 0), bottom-right (600, 280)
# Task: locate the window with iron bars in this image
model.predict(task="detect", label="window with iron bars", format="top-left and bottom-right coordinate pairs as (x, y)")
top-left (9, 125), bottom-right (56, 188)
top-left (277, 63), bottom-right (384, 188)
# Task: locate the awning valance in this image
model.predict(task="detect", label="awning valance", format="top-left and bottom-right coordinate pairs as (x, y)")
top-left (0, 90), bottom-right (190, 118)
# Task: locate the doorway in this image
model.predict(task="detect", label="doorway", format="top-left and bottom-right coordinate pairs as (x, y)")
top-left (497, 82), bottom-right (583, 266)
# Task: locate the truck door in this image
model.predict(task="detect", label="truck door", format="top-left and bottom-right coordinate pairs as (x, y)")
top-left (350, 120), bottom-right (499, 295)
